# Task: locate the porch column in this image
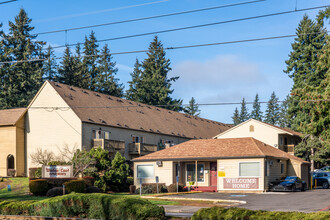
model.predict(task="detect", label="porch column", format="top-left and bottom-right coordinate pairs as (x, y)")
top-left (195, 160), bottom-right (198, 187)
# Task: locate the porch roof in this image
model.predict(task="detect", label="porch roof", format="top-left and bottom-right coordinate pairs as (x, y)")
top-left (132, 137), bottom-right (309, 164)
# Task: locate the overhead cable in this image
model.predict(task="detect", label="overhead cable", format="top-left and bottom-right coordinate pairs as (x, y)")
top-left (0, 0), bottom-right (17, 5)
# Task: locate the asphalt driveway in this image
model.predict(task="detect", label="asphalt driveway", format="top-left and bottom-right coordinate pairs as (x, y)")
top-left (163, 188), bottom-right (330, 212)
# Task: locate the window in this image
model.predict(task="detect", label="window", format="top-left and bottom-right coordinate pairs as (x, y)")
top-left (132, 135), bottom-right (145, 143)
top-left (239, 162), bottom-right (260, 177)
top-left (281, 164), bottom-right (284, 174)
top-left (137, 165), bottom-right (154, 178)
top-left (93, 130), bottom-right (110, 139)
top-left (249, 125), bottom-right (254, 132)
top-left (265, 161), bottom-right (269, 176)
top-left (280, 137), bottom-right (283, 146)
top-left (186, 164), bottom-right (204, 182)
top-left (284, 137), bottom-right (288, 145)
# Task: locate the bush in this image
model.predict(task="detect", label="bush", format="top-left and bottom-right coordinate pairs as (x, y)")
top-left (167, 183), bottom-right (183, 193)
top-left (129, 185), bottom-right (136, 194)
top-left (29, 179), bottom-right (49, 196)
top-left (47, 161), bottom-right (71, 166)
top-left (135, 185), bottom-right (152, 194)
top-left (82, 176), bottom-right (94, 187)
top-left (64, 180), bottom-right (86, 193)
top-left (191, 207), bottom-right (330, 220)
top-left (45, 178), bottom-right (77, 188)
top-left (127, 176), bottom-right (134, 186)
top-left (46, 187), bottom-right (67, 197)
top-left (0, 200), bottom-right (35, 215)
top-left (86, 186), bottom-right (102, 193)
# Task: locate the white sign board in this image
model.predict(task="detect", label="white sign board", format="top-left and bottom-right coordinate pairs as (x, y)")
top-left (42, 165), bottom-right (73, 178)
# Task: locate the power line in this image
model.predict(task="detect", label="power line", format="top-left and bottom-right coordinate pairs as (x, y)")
top-left (34, 0), bottom-right (266, 36)
top-left (0, 0), bottom-right (17, 5)
top-left (47, 4), bottom-right (329, 50)
top-left (0, 30), bottom-right (328, 64)
top-left (24, 99), bottom-right (330, 110)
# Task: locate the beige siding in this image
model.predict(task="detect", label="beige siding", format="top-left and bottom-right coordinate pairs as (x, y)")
top-left (83, 123), bottom-right (190, 160)
top-left (217, 158), bottom-right (265, 191)
top-left (0, 126), bottom-right (16, 176)
top-left (216, 120), bottom-right (289, 149)
top-left (26, 82), bottom-right (82, 174)
top-left (134, 161), bottom-right (173, 186)
top-left (16, 117), bottom-right (25, 176)
top-left (264, 158), bottom-right (288, 189)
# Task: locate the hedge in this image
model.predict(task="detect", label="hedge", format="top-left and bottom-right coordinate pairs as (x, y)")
top-left (0, 193), bottom-right (165, 220)
top-left (192, 207), bottom-right (330, 220)
top-left (29, 179), bottom-right (49, 196)
top-left (64, 179), bottom-right (86, 193)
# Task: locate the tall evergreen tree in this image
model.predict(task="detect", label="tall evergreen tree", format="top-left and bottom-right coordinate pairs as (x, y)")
top-left (82, 31), bottom-right (99, 91)
top-left (278, 95), bottom-right (290, 128)
top-left (184, 97), bottom-right (201, 116)
top-left (0, 9), bottom-right (45, 109)
top-left (43, 45), bottom-right (58, 81)
top-left (284, 13), bottom-right (327, 132)
top-left (232, 107), bottom-right (240, 126)
top-left (239, 98), bottom-right (249, 123)
top-left (126, 36), bottom-right (182, 111)
top-left (250, 94), bottom-right (263, 121)
top-left (96, 44), bottom-right (124, 97)
top-left (58, 47), bottom-right (79, 86)
top-left (126, 59), bottom-right (142, 101)
top-left (264, 92), bottom-right (280, 125)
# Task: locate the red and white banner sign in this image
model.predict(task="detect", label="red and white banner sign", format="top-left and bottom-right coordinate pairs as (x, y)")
top-left (223, 178), bottom-right (259, 189)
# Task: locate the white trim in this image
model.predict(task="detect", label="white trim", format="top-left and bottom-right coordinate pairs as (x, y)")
top-left (238, 161), bottom-right (261, 178)
top-left (137, 164), bottom-right (154, 179)
top-left (185, 162), bottom-right (205, 183)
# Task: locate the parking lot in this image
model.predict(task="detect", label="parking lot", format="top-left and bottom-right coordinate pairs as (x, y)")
top-left (163, 188), bottom-right (330, 212)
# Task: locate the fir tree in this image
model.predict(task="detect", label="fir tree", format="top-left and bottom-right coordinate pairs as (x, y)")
top-left (232, 107), bottom-right (240, 126)
top-left (127, 36), bottom-right (182, 111)
top-left (0, 9), bottom-right (45, 108)
top-left (278, 95), bottom-right (290, 128)
top-left (264, 92), bottom-right (280, 125)
top-left (184, 97), bottom-right (201, 116)
top-left (58, 47), bottom-right (79, 86)
top-left (250, 94), bottom-right (263, 121)
top-left (96, 44), bottom-right (124, 97)
top-left (284, 13), bottom-right (327, 132)
top-left (82, 31), bottom-right (99, 91)
top-left (126, 59), bottom-right (142, 101)
top-left (43, 45), bottom-right (58, 81)
top-left (239, 98), bottom-right (249, 123)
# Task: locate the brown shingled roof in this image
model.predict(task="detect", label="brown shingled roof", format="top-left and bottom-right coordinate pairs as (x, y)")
top-left (47, 81), bottom-right (231, 139)
top-left (0, 108), bottom-right (26, 126)
top-left (132, 137), bottom-right (309, 163)
top-left (262, 121), bottom-right (303, 137)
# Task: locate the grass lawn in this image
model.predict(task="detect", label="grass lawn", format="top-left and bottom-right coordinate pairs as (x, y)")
top-left (0, 178), bottom-right (179, 205)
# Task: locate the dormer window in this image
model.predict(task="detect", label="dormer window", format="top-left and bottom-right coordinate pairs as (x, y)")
top-left (249, 125), bottom-right (254, 132)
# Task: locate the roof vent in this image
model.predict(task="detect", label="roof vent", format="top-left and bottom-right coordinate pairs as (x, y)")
top-left (124, 124), bottom-right (129, 128)
top-left (147, 106), bottom-right (152, 109)
top-left (95, 93), bottom-right (100, 97)
top-left (54, 83), bottom-right (61, 88)
top-left (88, 117), bottom-right (93, 122)
top-left (100, 119), bottom-right (106, 124)
top-left (157, 130), bottom-right (161, 133)
top-left (138, 104), bottom-right (142, 107)
top-left (116, 99), bottom-right (123, 103)
top-left (69, 87), bottom-right (75, 91)
top-left (82, 90), bottom-right (89, 95)
top-left (156, 108), bottom-right (160, 111)
top-left (117, 123), bottom-right (122, 126)
top-left (108, 96), bottom-right (112, 100)
top-left (128, 102), bottom-right (133, 105)
top-left (150, 129), bottom-right (154, 132)
top-left (200, 118), bottom-right (204, 121)
top-left (168, 111), bottom-right (172, 114)
top-left (171, 132), bottom-right (175, 135)
top-left (140, 127), bottom-right (144, 130)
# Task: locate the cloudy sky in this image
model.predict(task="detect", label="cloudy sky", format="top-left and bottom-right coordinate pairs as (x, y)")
top-left (1, 0), bottom-right (329, 123)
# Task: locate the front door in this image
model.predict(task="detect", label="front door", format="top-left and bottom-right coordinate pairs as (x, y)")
top-left (210, 162), bottom-right (217, 186)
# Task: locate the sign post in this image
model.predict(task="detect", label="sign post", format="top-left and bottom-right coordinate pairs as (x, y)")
top-left (139, 178), bottom-right (142, 197)
top-left (155, 176), bottom-right (159, 193)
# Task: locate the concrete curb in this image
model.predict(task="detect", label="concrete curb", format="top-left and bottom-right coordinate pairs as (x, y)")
top-left (142, 195), bottom-right (247, 204)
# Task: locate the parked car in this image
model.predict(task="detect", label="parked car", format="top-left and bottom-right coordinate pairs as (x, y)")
top-left (312, 172), bottom-right (330, 189)
top-left (314, 166), bottom-right (330, 172)
top-left (269, 176), bottom-right (307, 192)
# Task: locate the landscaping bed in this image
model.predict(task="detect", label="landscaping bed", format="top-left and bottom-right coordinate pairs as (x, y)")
top-left (0, 193), bottom-right (165, 220)
top-left (192, 207), bottom-right (330, 220)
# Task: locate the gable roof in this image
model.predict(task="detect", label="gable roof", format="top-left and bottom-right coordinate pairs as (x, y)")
top-left (0, 108), bottom-right (26, 126)
top-left (214, 119), bottom-right (303, 138)
top-left (45, 81), bottom-right (231, 139)
top-left (132, 137), bottom-right (309, 164)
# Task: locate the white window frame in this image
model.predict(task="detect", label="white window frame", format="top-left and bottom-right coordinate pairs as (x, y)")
top-left (137, 164), bottom-right (154, 179)
top-left (238, 162), bottom-right (261, 177)
top-left (185, 163), bottom-right (205, 183)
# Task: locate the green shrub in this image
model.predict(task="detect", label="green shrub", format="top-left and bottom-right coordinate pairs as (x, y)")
top-left (86, 186), bottom-right (102, 193)
top-left (64, 179), bottom-right (86, 193)
top-left (46, 178), bottom-right (77, 188)
top-left (47, 161), bottom-right (71, 165)
top-left (46, 187), bottom-right (67, 197)
top-left (29, 179), bottom-right (49, 196)
top-left (82, 176), bottom-right (94, 187)
top-left (130, 185), bottom-right (136, 194)
top-left (167, 183), bottom-right (183, 193)
top-left (0, 200), bottom-right (35, 215)
top-left (191, 207), bottom-right (330, 220)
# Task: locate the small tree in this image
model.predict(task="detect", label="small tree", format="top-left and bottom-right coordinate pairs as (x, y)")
top-left (232, 107), bottom-right (240, 126)
top-left (105, 152), bottom-right (130, 192)
top-left (264, 92), bottom-right (280, 125)
top-left (184, 97), bottom-right (201, 116)
top-left (250, 94), bottom-right (263, 121)
top-left (239, 98), bottom-right (249, 123)
top-left (72, 149), bottom-right (97, 177)
top-left (30, 148), bottom-right (56, 165)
